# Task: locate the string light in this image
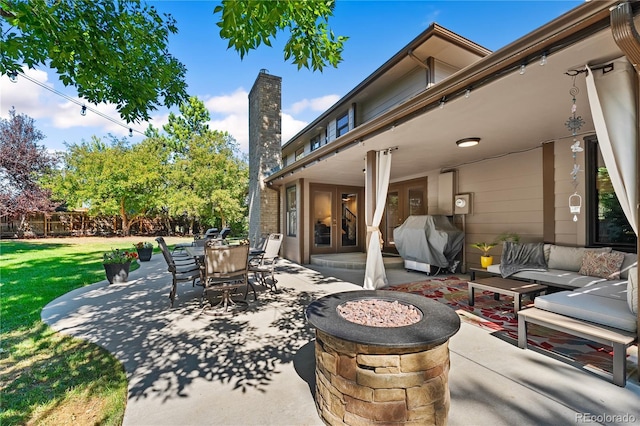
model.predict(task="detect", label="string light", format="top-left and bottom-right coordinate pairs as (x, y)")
top-left (8, 71), bottom-right (18, 83)
top-left (439, 96), bottom-right (446, 109)
top-left (519, 64), bottom-right (526, 75)
top-left (81, 105), bottom-right (87, 116)
top-left (11, 70), bottom-right (145, 137)
top-left (540, 52), bottom-right (547, 66)
top-left (465, 88), bottom-right (471, 98)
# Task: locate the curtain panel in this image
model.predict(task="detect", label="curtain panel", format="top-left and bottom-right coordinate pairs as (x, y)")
top-left (364, 150), bottom-right (392, 290)
top-left (585, 58), bottom-right (638, 236)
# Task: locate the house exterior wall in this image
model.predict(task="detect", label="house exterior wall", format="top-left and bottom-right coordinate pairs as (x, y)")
top-left (359, 68), bottom-right (428, 123)
top-left (455, 148), bottom-right (544, 269)
top-left (248, 71), bottom-right (282, 246)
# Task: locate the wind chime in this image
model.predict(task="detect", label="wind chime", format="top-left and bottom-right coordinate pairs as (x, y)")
top-left (565, 75), bottom-right (585, 222)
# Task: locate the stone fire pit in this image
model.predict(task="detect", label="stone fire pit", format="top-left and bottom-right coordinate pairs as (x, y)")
top-left (306, 290), bottom-right (460, 425)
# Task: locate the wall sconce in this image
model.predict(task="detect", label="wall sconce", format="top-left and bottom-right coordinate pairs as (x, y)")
top-left (456, 137), bottom-right (480, 148)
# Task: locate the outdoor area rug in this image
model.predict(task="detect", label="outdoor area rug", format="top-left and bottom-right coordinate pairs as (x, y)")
top-left (388, 276), bottom-right (638, 381)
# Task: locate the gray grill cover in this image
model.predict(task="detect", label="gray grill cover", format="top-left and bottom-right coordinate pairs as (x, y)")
top-left (393, 215), bottom-right (464, 268)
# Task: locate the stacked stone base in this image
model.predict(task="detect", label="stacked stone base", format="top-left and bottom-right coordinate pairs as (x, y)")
top-left (314, 329), bottom-right (451, 426)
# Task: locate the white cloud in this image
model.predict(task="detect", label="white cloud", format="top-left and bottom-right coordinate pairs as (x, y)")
top-left (204, 89), bottom-right (249, 153)
top-left (289, 94), bottom-right (340, 115)
top-left (282, 113), bottom-right (308, 144)
top-left (1, 68), bottom-right (55, 119)
top-left (1, 67), bottom-right (144, 138)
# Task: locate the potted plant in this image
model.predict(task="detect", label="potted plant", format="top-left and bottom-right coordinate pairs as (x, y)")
top-left (134, 241), bottom-right (154, 262)
top-left (102, 248), bottom-right (138, 284)
top-left (470, 242), bottom-right (497, 268)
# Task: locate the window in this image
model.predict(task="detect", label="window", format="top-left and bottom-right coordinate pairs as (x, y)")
top-left (295, 147), bottom-right (305, 160)
top-left (310, 134), bottom-right (322, 151)
top-left (336, 112), bottom-right (349, 137)
top-left (585, 137), bottom-right (635, 249)
top-left (286, 186), bottom-right (297, 237)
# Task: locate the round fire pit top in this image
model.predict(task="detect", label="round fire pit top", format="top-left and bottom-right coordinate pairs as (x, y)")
top-left (306, 290), bottom-right (460, 347)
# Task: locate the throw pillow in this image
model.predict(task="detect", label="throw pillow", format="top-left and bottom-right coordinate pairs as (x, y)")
top-left (578, 251), bottom-right (625, 280)
top-left (627, 267), bottom-right (637, 314)
top-left (547, 245), bottom-right (611, 271)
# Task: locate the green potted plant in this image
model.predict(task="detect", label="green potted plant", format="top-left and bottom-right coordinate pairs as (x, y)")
top-left (102, 248), bottom-right (138, 284)
top-left (470, 242), bottom-right (497, 268)
top-left (134, 241), bottom-right (154, 262)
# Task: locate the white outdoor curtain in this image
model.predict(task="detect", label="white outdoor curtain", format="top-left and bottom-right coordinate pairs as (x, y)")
top-left (363, 149), bottom-right (392, 290)
top-left (585, 58), bottom-right (638, 235)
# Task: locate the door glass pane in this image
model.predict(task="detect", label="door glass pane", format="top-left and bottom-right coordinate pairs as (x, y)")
top-left (341, 193), bottom-right (357, 247)
top-left (408, 187), bottom-right (425, 216)
top-left (313, 190), bottom-right (332, 247)
top-left (385, 191), bottom-right (399, 247)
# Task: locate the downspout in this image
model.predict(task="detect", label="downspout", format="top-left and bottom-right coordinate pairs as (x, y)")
top-left (609, 1), bottom-right (640, 380)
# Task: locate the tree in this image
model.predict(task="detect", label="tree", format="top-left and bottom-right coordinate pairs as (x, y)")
top-left (214, 0), bottom-right (348, 71)
top-left (2, 1), bottom-right (346, 124)
top-left (0, 108), bottom-right (57, 225)
top-left (160, 97), bottom-right (249, 233)
top-left (49, 136), bottom-right (165, 235)
top-left (0, 0), bottom-right (188, 122)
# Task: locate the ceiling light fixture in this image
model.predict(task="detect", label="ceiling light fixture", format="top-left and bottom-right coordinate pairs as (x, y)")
top-left (456, 137), bottom-right (481, 148)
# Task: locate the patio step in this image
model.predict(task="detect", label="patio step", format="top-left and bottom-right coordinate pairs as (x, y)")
top-left (310, 253), bottom-right (404, 270)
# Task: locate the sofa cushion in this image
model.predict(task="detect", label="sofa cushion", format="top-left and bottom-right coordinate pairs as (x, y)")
top-left (487, 265), bottom-right (623, 290)
top-left (534, 291), bottom-right (637, 332)
top-left (628, 267), bottom-right (638, 315)
top-left (616, 251), bottom-right (638, 280)
top-left (578, 250), bottom-right (625, 280)
top-left (547, 245), bottom-right (611, 272)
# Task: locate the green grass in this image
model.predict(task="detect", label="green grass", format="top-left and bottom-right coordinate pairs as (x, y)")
top-left (0, 237), bottom-right (191, 425)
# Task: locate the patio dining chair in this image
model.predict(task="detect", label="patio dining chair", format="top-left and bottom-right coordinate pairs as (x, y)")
top-left (248, 233), bottom-right (283, 292)
top-left (156, 237), bottom-right (202, 308)
top-left (202, 242), bottom-right (253, 313)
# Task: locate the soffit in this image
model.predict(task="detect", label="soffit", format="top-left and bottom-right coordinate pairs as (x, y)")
top-left (273, 22), bottom-right (623, 187)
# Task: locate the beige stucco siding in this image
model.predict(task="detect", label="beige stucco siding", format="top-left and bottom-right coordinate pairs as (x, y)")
top-left (457, 148), bottom-right (544, 268)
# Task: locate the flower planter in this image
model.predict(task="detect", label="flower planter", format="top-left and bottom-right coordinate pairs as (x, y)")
top-left (480, 255), bottom-right (494, 268)
top-left (136, 247), bottom-right (153, 262)
top-left (104, 262), bottom-right (131, 284)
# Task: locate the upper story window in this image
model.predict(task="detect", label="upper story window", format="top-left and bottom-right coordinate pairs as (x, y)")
top-left (336, 112), bottom-right (349, 138)
top-left (295, 147), bottom-right (305, 161)
top-left (310, 134), bottom-right (323, 151)
top-left (585, 137), bottom-right (635, 250)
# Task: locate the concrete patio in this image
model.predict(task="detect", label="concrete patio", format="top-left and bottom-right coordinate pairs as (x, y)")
top-left (42, 254), bottom-right (640, 425)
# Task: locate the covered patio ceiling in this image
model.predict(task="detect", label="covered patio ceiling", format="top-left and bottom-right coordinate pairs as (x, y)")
top-left (272, 12), bottom-right (630, 188)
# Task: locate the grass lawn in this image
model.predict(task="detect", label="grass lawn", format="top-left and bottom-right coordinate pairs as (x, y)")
top-left (0, 236), bottom-right (192, 425)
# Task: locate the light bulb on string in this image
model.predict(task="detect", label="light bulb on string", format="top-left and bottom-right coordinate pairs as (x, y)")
top-left (129, 128), bottom-right (133, 138)
top-left (81, 105), bottom-right (87, 116)
top-left (519, 64), bottom-right (526, 75)
top-left (8, 71), bottom-right (18, 83)
top-left (540, 52), bottom-right (547, 66)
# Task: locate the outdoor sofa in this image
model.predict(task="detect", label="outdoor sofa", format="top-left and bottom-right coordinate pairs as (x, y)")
top-left (486, 244), bottom-right (638, 386)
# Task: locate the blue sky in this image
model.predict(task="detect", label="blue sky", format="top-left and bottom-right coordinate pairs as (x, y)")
top-left (1, 0), bottom-right (582, 154)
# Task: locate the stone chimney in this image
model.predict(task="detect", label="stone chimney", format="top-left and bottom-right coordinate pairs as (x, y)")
top-left (248, 69), bottom-right (282, 245)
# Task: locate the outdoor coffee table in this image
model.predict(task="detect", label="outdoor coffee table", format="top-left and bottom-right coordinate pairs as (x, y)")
top-left (468, 277), bottom-right (547, 313)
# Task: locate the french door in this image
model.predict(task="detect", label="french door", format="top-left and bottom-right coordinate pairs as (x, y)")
top-left (383, 177), bottom-right (428, 252)
top-left (310, 184), bottom-right (363, 254)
